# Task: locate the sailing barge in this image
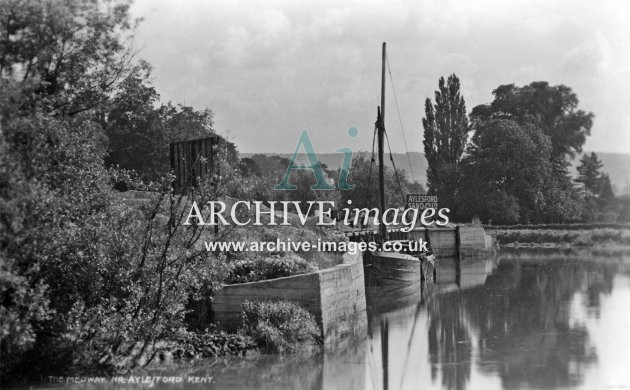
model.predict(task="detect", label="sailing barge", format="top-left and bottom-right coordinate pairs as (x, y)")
top-left (362, 42), bottom-right (436, 292)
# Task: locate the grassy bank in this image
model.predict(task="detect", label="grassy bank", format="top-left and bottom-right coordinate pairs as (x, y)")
top-left (492, 227), bottom-right (630, 248)
top-left (486, 223), bottom-right (630, 231)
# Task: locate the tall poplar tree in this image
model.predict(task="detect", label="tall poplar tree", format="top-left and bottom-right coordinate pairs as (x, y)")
top-left (422, 74), bottom-right (470, 209)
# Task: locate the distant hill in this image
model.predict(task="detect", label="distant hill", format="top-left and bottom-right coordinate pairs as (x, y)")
top-left (241, 151), bottom-right (429, 184)
top-left (241, 151), bottom-right (630, 195)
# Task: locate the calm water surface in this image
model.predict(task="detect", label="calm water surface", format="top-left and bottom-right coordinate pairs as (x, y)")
top-left (170, 252), bottom-right (630, 390)
top-left (37, 252), bottom-right (630, 390)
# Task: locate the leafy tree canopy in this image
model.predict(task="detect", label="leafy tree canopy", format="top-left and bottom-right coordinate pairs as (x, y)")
top-left (470, 82), bottom-right (594, 160)
top-left (458, 119), bottom-right (552, 224)
top-left (1, 0), bottom-right (138, 116)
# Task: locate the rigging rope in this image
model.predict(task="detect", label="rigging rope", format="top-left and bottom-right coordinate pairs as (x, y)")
top-left (384, 129), bottom-right (407, 205)
top-left (386, 53), bottom-right (417, 184)
top-left (364, 121), bottom-right (378, 209)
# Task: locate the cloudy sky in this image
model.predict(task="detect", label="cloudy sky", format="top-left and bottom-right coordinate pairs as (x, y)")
top-left (130, 0), bottom-right (630, 155)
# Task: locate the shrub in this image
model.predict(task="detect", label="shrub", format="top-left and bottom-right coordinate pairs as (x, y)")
top-left (0, 112), bottom-right (238, 382)
top-left (226, 254), bottom-right (318, 284)
top-left (156, 328), bottom-right (256, 360)
top-left (240, 300), bottom-right (321, 353)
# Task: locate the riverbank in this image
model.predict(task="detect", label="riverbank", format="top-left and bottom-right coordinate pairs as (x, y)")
top-left (488, 225), bottom-right (630, 253)
top-left (56, 252), bottom-right (630, 390)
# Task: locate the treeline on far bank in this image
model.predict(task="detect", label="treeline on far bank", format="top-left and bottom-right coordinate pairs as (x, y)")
top-left (242, 79), bottom-right (630, 225)
top-left (422, 75), bottom-right (629, 225)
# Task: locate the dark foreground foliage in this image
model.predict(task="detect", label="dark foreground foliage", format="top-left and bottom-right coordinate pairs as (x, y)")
top-left (0, 0), bottom-right (251, 384)
top-left (226, 254), bottom-right (319, 284)
top-left (155, 328), bottom-right (257, 362)
top-left (241, 301), bottom-right (322, 353)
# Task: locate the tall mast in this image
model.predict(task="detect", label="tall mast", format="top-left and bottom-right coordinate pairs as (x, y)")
top-left (378, 42), bottom-right (387, 243)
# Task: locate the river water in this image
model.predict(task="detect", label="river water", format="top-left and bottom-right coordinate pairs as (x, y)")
top-left (32, 251), bottom-right (630, 389)
top-left (160, 251), bottom-right (630, 390)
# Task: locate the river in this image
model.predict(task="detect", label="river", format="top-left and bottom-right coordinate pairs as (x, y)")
top-left (36, 251), bottom-right (630, 389)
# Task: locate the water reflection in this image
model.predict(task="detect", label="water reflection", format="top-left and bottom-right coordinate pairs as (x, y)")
top-left (50, 253), bottom-right (630, 390)
top-left (366, 254), bottom-right (627, 390)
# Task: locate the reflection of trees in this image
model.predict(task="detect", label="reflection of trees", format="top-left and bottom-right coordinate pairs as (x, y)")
top-left (584, 264), bottom-right (615, 318)
top-left (428, 297), bottom-right (472, 390)
top-left (427, 259), bottom-right (617, 390)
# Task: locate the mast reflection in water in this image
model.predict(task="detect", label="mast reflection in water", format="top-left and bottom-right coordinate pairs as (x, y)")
top-left (366, 253), bottom-right (628, 390)
top-left (110, 253), bottom-right (630, 390)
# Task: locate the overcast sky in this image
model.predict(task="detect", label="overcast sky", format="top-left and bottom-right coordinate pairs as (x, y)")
top-left (130, 0), bottom-right (630, 155)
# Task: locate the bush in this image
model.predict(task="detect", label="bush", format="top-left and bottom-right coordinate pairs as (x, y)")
top-left (226, 254), bottom-right (318, 284)
top-left (0, 112), bottom-right (238, 382)
top-left (240, 300), bottom-right (321, 353)
top-left (156, 328), bottom-right (256, 360)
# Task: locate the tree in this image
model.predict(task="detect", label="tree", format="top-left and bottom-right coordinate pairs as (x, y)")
top-left (422, 74), bottom-right (470, 210)
top-left (0, 1), bottom-right (244, 381)
top-left (576, 152), bottom-right (603, 199)
top-left (575, 153), bottom-right (617, 221)
top-left (102, 63), bottom-right (235, 181)
top-left (0, 129), bottom-right (52, 372)
top-left (0, 0), bottom-right (138, 116)
top-left (470, 82), bottom-right (594, 161)
top-left (467, 81), bottom-right (594, 223)
top-left (239, 154), bottom-right (342, 210)
top-left (102, 61), bottom-right (167, 179)
top-left (163, 103), bottom-right (216, 143)
top-left (457, 119), bottom-right (552, 224)
top-left (0, 102), bottom-right (246, 383)
top-left (339, 153), bottom-right (422, 211)
top-left (599, 174), bottom-right (615, 204)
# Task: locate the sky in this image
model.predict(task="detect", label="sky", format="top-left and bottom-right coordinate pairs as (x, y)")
top-left (130, 0), bottom-right (630, 155)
